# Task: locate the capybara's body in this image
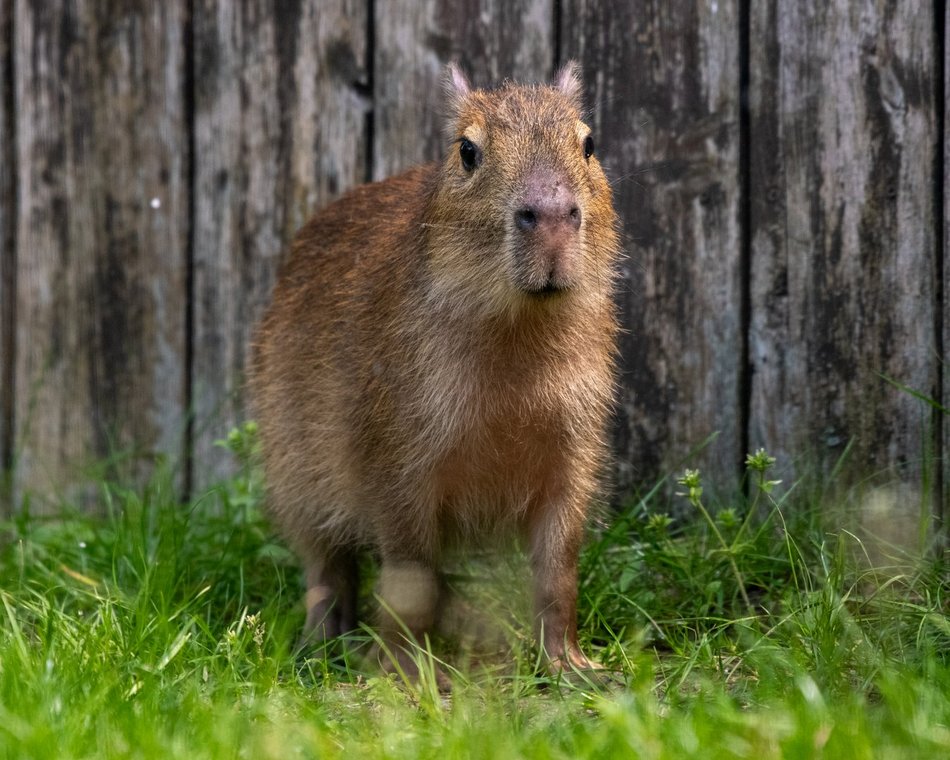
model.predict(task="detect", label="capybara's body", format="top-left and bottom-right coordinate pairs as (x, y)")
top-left (250, 63), bottom-right (619, 678)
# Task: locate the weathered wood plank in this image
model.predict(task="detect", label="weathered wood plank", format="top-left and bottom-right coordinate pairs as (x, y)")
top-left (0, 0), bottom-right (12, 510)
top-left (191, 0), bottom-right (369, 485)
top-left (562, 0), bottom-right (744, 498)
top-left (749, 3), bottom-right (937, 485)
top-left (944, 3), bottom-right (949, 519)
top-left (373, 0), bottom-right (554, 180)
top-left (13, 1), bottom-right (189, 507)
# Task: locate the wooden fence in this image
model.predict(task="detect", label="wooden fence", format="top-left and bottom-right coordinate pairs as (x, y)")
top-left (0, 0), bottom-right (946, 512)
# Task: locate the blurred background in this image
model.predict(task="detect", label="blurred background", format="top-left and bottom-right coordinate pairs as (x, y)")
top-left (0, 1), bottom-right (945, 516)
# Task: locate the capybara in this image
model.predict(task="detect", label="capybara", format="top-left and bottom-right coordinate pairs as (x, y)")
top-left (250, 61), bottom-right (619, 682)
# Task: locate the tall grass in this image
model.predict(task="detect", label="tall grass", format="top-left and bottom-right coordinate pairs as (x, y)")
top-left (1, 427), bottom-right (948, 758)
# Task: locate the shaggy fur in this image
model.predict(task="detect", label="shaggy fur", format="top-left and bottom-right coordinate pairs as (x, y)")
top-left (249, 62), bottom-right (620, 678)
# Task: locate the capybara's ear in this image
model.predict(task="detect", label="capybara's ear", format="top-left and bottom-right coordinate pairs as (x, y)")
top-left (554, 60), bottom-right (583, 109)
top-left (443, 62), bottom-right (472, 117)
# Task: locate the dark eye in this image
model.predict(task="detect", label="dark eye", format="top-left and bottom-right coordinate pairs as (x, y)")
top-left (459, 139), bottom-right (481, 172)
top-left (583, 135), bottom-right (595, 160)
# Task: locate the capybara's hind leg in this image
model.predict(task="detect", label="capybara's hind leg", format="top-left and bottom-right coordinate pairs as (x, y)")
top-left (375, 558), bottom-right (451, 690)
top-left (299, 547), bottom-right (359, 646)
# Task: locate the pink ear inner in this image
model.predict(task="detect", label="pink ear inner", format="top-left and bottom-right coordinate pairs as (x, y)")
top-left (445, 62), bottom-right (471, 99)
top-left (554, 61), bottom-right (583, 107)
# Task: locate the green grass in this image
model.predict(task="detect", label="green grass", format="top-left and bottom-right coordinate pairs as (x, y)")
top-left (1, 431), bottom-right (949, 758)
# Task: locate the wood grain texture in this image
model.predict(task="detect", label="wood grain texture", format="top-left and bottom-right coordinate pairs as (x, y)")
top-left (373, 0), bottom-right (554, 180)
top-left (13, 1), bottom-right (189, 506)
top-left (748, 2), bottom-right (938, 483)
top-left (0, 0), bottom-right (12, 508)
top-left (944, 3), bottom-right (948, 517)
top-left (191, 0), bottom-right (369, 485)
top-left (1, 1), bottom-right (946, 509)
top-left (563, 0), bottom-right (744, 497)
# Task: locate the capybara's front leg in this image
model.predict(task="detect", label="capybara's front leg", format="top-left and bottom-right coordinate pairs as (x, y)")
top-left (527, 503), bottom-right (597, 671)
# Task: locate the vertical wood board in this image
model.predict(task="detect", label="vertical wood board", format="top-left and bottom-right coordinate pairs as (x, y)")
top-left (943, 2), bottom-right (949, 518)
top-left (191, 0), bottom-right (369, 485)
top-left (0, 0), bottom-right (13, 510)
top-left (748, 2), bottom-right (937, 485)
top-left (13, 0), bottom-right (189, 507)
top-left (373, 0), bottom-right (555, 180)
top-left (563, 0), bottom-right (744, 499)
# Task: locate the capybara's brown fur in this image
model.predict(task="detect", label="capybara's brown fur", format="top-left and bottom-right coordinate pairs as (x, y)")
top-left (249, 62), bottom-right (619, 681)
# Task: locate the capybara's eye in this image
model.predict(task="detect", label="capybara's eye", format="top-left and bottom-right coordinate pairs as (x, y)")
top-left (583, 135), bottom-right (594, 161)
top-left (459, 139), bottom-right (481, 172)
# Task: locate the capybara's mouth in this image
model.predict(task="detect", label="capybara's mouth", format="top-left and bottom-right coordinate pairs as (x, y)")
top-left (522, 280), bottom-right (569, 298)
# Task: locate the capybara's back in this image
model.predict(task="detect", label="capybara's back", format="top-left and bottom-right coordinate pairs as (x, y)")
top-left (250, 62), bottom-right (619, 683)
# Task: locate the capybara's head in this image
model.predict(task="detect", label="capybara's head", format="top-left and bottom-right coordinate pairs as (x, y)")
top-left (426, 62), bottom-right (619, 316)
